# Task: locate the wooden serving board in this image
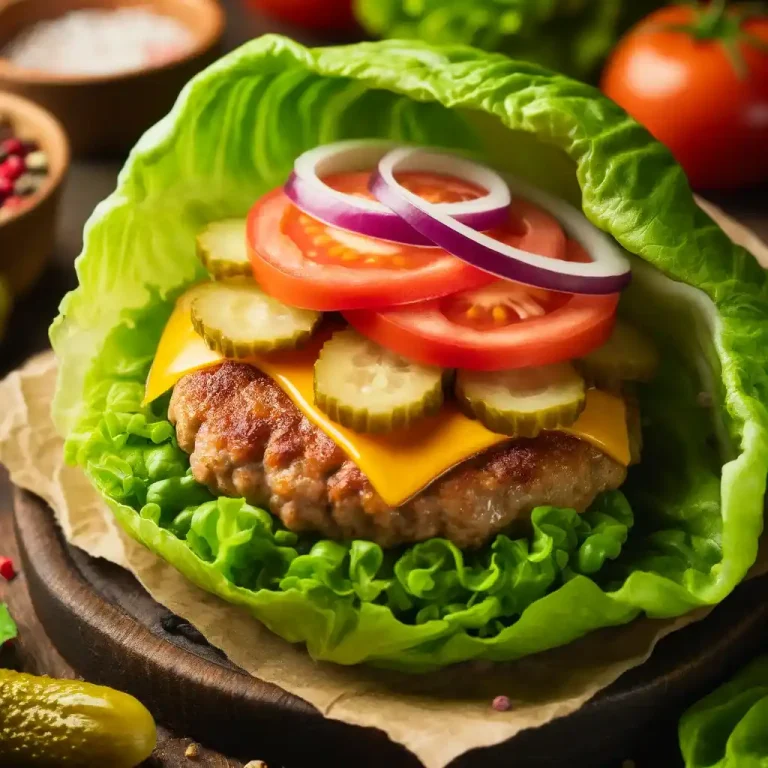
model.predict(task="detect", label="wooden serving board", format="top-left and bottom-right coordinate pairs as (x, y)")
top-left (12, 488), bottom-right (768, 768)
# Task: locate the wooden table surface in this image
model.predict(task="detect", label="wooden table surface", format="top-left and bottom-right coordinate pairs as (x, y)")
top-left (0, 3), bottom-right (766, 766)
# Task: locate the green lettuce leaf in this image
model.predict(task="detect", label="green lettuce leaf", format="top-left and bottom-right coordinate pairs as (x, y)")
top-left (353, 0), bottom-right (661, 80)
top-left (0, 604), bottom-right (16, 646)
top-left (66, 370), bottom-right (634, 667)
top-left (680, 655), bottom-right (768, 768)
top-left (51, 37), bottom-right (768, 669)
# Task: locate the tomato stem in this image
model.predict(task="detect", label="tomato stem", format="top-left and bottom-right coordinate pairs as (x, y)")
top-left (691, 0), bottom-right (737, 39)
top-left (656, 2), bottom-right (768, 79)
top-left (721, 35), bottom-right (748, 76)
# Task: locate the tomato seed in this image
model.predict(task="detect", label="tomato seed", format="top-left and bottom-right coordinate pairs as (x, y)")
top-left (492, 306), bottom-right (508, 323)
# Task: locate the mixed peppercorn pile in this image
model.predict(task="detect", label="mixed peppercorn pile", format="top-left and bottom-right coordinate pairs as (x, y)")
top-left (0, 115), bottom-right (49, 224)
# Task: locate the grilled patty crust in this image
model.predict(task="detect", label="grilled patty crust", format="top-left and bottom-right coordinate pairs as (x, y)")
top-left (169, 361), bottom-right (627, 548)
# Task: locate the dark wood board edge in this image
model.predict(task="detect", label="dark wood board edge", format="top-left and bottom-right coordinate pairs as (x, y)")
top-left (466, 579), bottom-right (768, 767)
top-left (12, 488), bottom-right (420, 768)
top-left (12, 487), bottom-right (768, 768)
top-left (0, 473), bottom-right (244, 767)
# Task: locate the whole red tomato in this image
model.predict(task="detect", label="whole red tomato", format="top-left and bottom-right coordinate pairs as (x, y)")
top-left (602, 3), bottom-right (768, 190)
top-left (250, 0), bottom-right (356, 31)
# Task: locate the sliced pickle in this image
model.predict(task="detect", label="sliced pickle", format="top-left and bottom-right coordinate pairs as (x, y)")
top-left (191, 281), bottom-right (320, 357)
top-left (577, 321), bottom-right (659, 389)
top-left (314, 329), bottom-right (444, 433)
top-left (177, 280), bottom-right (219, 311)
top-left (455, 364), bottom-right (586, 437)
top-left (197, 219), bottom-right (251, 279)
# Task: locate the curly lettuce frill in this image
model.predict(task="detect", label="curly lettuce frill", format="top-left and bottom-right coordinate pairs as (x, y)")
top-left (67, 372), bottom-right (634, 668)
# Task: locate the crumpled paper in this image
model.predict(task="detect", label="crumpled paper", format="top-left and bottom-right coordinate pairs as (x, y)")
top-left (0, 201), bottom-right (766, 768)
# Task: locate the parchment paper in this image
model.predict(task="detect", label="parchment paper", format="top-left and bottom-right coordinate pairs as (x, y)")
top-left (1, 201), bottom-right (767, 768)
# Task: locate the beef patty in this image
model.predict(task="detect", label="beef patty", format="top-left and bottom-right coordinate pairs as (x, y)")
top-left (169, 362), bottom-right (627, 549)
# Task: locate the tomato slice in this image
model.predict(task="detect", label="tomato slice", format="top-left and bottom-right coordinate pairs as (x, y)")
top-left (247, 171), bottom-right (565, 311)
top-left (344, 241), bottom-right (619, 371)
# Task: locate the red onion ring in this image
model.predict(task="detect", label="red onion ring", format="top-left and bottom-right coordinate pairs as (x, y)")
top-left (371, 147), bottom-right (631, 295)
top-left (285, 140), bottom-right (511, 246)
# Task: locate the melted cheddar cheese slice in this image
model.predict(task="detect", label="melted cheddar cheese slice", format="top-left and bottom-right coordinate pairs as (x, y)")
top-left (146, 294), bottom-right (630, 507)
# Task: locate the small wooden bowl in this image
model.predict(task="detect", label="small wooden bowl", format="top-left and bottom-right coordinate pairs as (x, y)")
top-left (0, 92), bottom-right (69, 296)
top-left (0, 0), bottom-right (225, 156)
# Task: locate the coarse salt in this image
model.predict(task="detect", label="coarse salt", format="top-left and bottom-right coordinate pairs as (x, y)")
top-left (1, 7), bottom-right (194, 76)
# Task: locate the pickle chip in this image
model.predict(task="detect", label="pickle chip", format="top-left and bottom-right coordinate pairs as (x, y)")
top-left (177, 280), bottom-right (219, 311)
top-left (456, 364), bottom-right (586, 437)
top-left (197, 219), bottom-right (251, 279)
top-left (577, 321), bottom-right (659, 389)
top-left (314, 329), bottom-right (444, 433)
top-left (191, 281), bottom-right (320, 357)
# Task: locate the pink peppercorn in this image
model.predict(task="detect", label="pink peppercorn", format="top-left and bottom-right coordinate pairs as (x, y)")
top-left (0, 177), bottom-right (12, 200)
top-left (492, 695), bottom-right (511, 712)
top-left (3, 195), bottom-right (24, 210)
top-left (1, 137), bottom-right (25, 157)
top-left (0, 556), bottom-right (16, 581)
top-left (0, 155), bottom-right (25, 181)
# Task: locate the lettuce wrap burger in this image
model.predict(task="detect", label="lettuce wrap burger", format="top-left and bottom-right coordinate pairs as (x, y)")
top-left (52, 37), bottom-right (768, 672)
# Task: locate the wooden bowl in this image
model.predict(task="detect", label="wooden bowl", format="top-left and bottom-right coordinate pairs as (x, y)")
top-left (0, 0), bottom-right (225, 156)
top-left (0, 92), bottom-right (69, 296)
